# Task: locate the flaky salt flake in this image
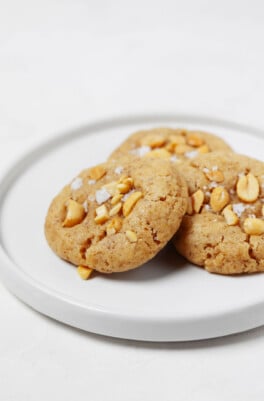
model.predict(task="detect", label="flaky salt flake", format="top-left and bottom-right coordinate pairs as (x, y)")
top-left (130, 146), bottom-right (151, 157)
top-left (88, 179), bottom-right (96, 185)
top-left (170, 155), bottom-right (178, 163)
top-left (208, 181), bottom-right (218, 189)
top-left (203, 167), bottom-right (210, 173)
top-left (95, 188), bottom-right (111, 204)
top-left (212, 166), bottom-right (218, 171)
top-left (82, 200), bottom-right (89, 213)
top-left (184, 150), bottom-right (198, 159)
top-left (232, 203), bottom-right (250, 217)
top-left (114, 166), bottom-right (124, 175)
top-left (71, 177), bottom-right (83, 191)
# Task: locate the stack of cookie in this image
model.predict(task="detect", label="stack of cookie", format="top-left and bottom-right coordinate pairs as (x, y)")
top-left (45, 128), bottom-right (264, 278)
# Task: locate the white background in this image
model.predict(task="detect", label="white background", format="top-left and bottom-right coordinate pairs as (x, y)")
top-left (1, 1), bottom-right (264, 400)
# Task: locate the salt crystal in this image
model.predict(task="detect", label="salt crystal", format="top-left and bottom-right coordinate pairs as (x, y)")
top-left (130, 146), bottom-right (151, 157)
top-left (88, 179), bottom-right (96, 185)
top-left (83, 200), bottom-right (89, 213)
top-left (95, 188), bottom-right (111, 204)
top-left (203, 167), bottom-right (210, 173)
top-left (170, 155), bottom-right (178, 163)
top-left (204, 204), bottom-right (211, 211)
top-left (71, 177), bottom-right (83, 191)
top-left (212, 166), bottom-right (218, 171)
top-left (232, 203), bottom-right (249, 217)
top-left (88, 194), bottom-right (95, 202)
top-left (114, 166), bottom-right (124, 175)
top-left (208, 181), bottom-right (218, 189)
top-left (184, 150), bottom-right (198, 159)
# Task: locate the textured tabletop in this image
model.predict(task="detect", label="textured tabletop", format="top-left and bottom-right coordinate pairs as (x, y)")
top-left (1, 1), bottom-right (264, 400)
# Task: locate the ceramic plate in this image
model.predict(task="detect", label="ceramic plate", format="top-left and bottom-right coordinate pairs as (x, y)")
top-left (0, 114), bottom-right (263, 341)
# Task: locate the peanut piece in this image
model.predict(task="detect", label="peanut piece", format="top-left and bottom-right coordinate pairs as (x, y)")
top-left (210, 187), bottom-right (230, 212)
top-left (197, 144), bottom-right (209, 154)
top-left (102, 181), bottom-right (118, 196)
top-left (140, 134), bottom-right (166, 148)
top-left (94, 204), bottom-right (109, 224)
top-left (144, 148), bottom-right (171, 159)
top-left (191, 190), bottom-right (204, 213)
top-left (205, 170), bottom-right (224, 183)
top-left (63, 200), bottom-right (86, 227)
top-left (186, 133), bottom-right (204, 147)
top-left (236, 173), bottom-right (259, 202)
top-left (111, 194), bottom-right (123, 205)
top-left (77, 266), bottom-right (93, 280)
top-left (88, 165), bottom-right (106, 180)
top-left (186, 197), bottom-right (193, 215)
top-left (123, 191), bottom-right (143, 216)
top-left (222, 205), bottom-right (239, 226)
top-left (109, 202), bottom-right (122, 216)
top-left (117, 177), bottom-right (134, 194)
top-left (174, 144), bottom-right (193, 155)
top-left (126, 230), bottom-right (137, 242)
top-left (106, 217), bottom-right (122, 235)
top-left (243, 218), bottom-right (264, 235)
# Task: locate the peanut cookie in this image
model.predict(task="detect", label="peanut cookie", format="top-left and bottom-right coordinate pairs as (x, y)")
top-left (173, 152), bottom-right (264, 274)
top-left (109, 127), bottom-right (232, 163)
top-left (45, 158), bottom-right (188, 273)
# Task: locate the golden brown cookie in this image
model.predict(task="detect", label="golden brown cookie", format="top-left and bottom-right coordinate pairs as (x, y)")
top-left (173, 152), bottom-right (264, 275)
top-left (45, 158), bottom-right (188, 273)
top-left (109, 127), bottom-right (232, 163)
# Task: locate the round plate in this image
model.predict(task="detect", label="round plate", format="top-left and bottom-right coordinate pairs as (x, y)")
top-left (0, 114), bottom-right (264, 342)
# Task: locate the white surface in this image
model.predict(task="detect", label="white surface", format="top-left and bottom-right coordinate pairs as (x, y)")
top-left (0, 116), bottom-right (264, 343)
top-left (1, 0), bottom-right (264, 399)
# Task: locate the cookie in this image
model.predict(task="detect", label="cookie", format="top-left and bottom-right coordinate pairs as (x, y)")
top-left (173, 152), bottom-right (264, 275)
top-left (109, 127), bottom-right (232, 163)
top-left (45, 157), bottom-right (188, 273)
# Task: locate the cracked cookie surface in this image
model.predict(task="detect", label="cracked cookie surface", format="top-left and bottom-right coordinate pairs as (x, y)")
top-left (45, 158), bottom-right (188, 273)
top-left (109, 127), bottom-right (232, 163)
top-left (173, 152), bottom-right (264, 274)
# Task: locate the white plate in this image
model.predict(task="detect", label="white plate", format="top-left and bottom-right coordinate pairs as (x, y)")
top-left (0, 114), bottom-right (263, 342)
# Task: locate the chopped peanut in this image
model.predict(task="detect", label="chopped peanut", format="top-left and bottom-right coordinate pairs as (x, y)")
top-left (126, 230), bottom-right (137, 242)
top-left (63, 200), bottom-right (86, 227)
top-left (106, 217), bottom-right (122, 235)
top-left (243, 218), bottom-right (264, 235)
top-left (109, 202), bottom-right (122, 216)
top-left (89, 165), bottom-right (106, 180)
top-left (140, 134), bottom-right (166, 148)
top-left (94, 204), bottom-right (109, 224)
top-left (210, 187), bottom-right (230, 212)
top-left (144, 148), bottom-right (171, 159)
top-left (123, 191), bottom-right (143, 216)
top-left (77, 266), bottom-right (93, 280)
top-left (102, 181), bottom-right (118, 196)
top-left (236, 173), bottom-right (259, 203)
top-left (117, 177), bottom-right (134, 194)
top-left (186, 197), bottom-right (193, 215)
top-left (197, 144), bottom-right (209, 154)
top-left (174, 144), bottom-right (193, 155)
top-left (222, 205), bottom-right (239, 226)
top-left (205, 170), bottom-right (224, 183)
top-left (111, 194), bottom-right (123, 205)
top-left (186, 133), bottom-right (204, 147)
top-left (191, 190), bottom-right (204, 213)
